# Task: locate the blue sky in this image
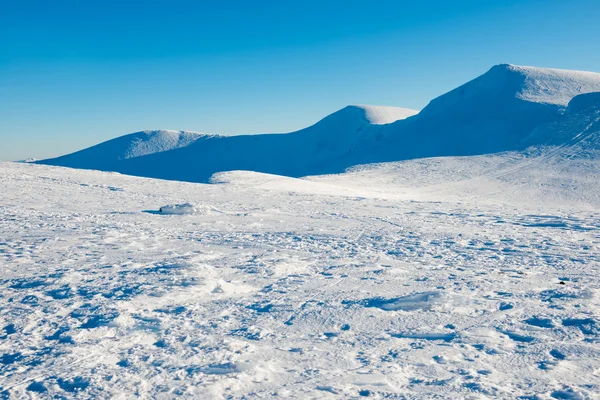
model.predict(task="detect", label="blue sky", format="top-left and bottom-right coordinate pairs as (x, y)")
top-left (2, 0), bottom-right (600, 160)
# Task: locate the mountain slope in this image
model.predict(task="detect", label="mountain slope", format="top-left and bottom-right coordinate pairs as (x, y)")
top-left (39, 105), bottom-right (418, 182)
top-left (338, 65), bottom-right (600, 169)
top-left (522, 91), bottom-right (600, 156)
top-left (41, 130), bottom-right (207, 170)
top-left (38, 64), bottom-right (600, 183)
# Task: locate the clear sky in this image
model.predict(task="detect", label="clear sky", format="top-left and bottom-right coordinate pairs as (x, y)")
top-left (2, 0), bottom-right (600, 160)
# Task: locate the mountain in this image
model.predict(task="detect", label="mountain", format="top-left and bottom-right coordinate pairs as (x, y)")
top-left (39, 105), bottom-right (417, 182)
top-left (340, 64), bottom-right (600, 168)
top-left (40, 130), bottom-right (207, 171)
top-left (38, 64), bottom-right (600, 182)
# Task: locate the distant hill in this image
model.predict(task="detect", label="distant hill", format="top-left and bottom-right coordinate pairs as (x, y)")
top-left (39, 105), bottom-right (417, 182)
top-left (39, 130), bottom-right (206, 171)
top-left (38, 64), bottom-right (600, 183)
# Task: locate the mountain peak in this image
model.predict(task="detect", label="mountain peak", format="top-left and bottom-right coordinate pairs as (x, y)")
top-left (483, 63), bottom-right (600, 106)
top-left (316, 105), bottom-right (418, 129)
top-left (348, 105), bottom-right (419, 124)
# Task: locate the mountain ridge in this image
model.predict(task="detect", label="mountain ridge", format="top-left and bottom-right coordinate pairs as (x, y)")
top-left (38, 64), bottom-right (600, 183)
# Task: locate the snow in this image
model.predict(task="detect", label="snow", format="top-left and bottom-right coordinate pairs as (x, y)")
top-left (522, 91), bottom-right (600, 150)
top-left (567, 91), bottom-right (600, 113)
top-left (509, 64), bottom-right (600, 105)
top-left (158, 203), bottom-right (197, 215)
top-left (40, 129), bottom-right (208, 171)
top-left (350, 65), bottom-right (600, 167)
top-left (352, 104), bottom-right (418, 124)
top-left (38, 105), bottom-right (418, 182)
top-left (2, 141), bottom-right (600, 397)
top-left (3, 64), bottom-right (600, 398)
top-left (123, 130), bottom-right (207, 159)
top-left (37, 64), bottom-right (600, 183)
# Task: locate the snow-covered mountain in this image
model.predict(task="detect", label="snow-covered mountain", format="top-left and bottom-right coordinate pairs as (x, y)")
top-left (344, 64), bottom-right (600, 167)
top-left (40, 130), bottom-right (207, 170)
top-left (38, 64), bottom-right (600, 182)
top-left (40, 105), bottom-right (418, 182)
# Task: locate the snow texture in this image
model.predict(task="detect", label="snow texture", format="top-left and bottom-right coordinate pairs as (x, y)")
top-left (2, 144), bottom-right (600, 398)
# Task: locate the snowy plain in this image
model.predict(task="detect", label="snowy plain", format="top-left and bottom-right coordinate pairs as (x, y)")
top-left (2, 147), bottom-right (600, 398)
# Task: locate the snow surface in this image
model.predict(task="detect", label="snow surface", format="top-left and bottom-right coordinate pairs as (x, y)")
top-left (38, 65), bottom-right (600, 183)
top-left (2, 141), bottom-right (600, 398)
top-left (353, 105), bottom-right (417, 124)
top-left (510, 64), bottom-right (600, 106)
top-left (523, 91), bottom-right (600, 152)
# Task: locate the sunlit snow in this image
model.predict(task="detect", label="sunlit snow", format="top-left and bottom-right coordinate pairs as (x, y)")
top-left (2, 64), bottom-right (600, 398)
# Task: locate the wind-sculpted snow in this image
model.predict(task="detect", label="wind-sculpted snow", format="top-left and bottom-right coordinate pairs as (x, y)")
top-left (38, 65), bottom-right (600, 182)
top-left (522, 91), bottom-right (600, 155)
top-left (1, 153), bottom-right (600, 398)
top-left (506, 65), bottom-right (600, 106)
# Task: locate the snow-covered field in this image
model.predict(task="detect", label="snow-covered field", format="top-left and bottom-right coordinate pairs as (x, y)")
top-left (2, 150), bottom-right (599, 398)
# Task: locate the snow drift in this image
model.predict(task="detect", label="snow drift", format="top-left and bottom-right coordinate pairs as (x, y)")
top-left (38, 64), bottom-right (600, 182)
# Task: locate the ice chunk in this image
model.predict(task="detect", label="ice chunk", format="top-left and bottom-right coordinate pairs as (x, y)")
top-left (158, 203), bottom-right (196, 215)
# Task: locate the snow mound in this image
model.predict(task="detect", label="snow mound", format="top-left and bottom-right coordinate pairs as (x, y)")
top-left (210, 170), bottom-right (374, 198)
top-left (311, 105), bottom-right (418, 128)
top-left (158, 203), bottom-right (197, 215)
top-left (566, 91), bottom-right (600, 113)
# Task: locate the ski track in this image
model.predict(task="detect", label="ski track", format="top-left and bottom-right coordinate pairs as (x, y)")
top-left (1, 161), bottom-right (600, 399)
